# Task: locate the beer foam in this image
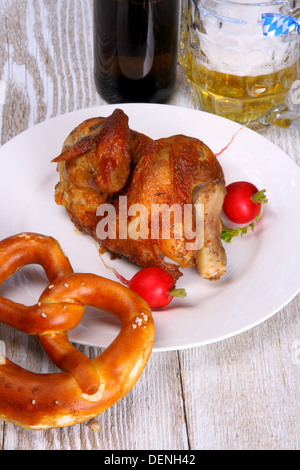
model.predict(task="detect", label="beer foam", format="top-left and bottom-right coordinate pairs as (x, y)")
top-left (194, 1), bottom-right (298, 76)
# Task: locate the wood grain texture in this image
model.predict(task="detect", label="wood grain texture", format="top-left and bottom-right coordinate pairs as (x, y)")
top-left (0, 0), bottom-right (300, 450)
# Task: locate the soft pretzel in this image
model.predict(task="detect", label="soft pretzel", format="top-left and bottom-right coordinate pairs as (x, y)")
top-left (0, 233), bottom-right (155, 430)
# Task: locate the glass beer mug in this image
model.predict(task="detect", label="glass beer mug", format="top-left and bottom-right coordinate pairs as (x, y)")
top-left (179, 0), bottom-right (300, 131)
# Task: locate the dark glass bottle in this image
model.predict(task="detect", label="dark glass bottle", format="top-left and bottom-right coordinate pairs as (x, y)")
top-left (93, 0), bottom-right (180, 103)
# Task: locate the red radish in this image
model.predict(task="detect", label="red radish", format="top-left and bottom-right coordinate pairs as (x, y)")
top-left (127, 267), bottom-right (186, 309)
top-left (221, 181), bottom-right (268, 243)
top-left (223, 181), bottom-right (267, 224)
top-left (99, 255), bottom-right (186, 309)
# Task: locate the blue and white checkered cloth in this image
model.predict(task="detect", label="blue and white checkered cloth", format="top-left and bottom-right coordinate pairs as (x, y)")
top-left (261, 13), bottom-right (300, 36)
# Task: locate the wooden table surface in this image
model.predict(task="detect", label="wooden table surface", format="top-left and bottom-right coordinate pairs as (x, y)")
top-left (0, 0), bottom-right (300, 451)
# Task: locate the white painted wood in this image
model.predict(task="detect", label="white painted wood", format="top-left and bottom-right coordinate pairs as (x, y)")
top-left (0, 0), bottom-right (299, 450)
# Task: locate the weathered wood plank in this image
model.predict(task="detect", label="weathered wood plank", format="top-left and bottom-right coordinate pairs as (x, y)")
top-left (179, 295), bottom-right (300, 450)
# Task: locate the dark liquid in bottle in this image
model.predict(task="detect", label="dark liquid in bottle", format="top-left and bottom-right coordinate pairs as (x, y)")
top-left (93, 0), bottom-right (179, 103)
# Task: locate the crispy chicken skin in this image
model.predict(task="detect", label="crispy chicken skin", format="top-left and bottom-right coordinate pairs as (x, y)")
top-left (101, 135), bottom-right (226, 280)
top-left (53, 110), bottom-right (227, 281)
top-left (54, 109), bottom-right (131, 194)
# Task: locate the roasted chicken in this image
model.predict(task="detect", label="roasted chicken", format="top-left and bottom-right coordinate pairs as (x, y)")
top-left (53, 109), bottom-right (227, 281)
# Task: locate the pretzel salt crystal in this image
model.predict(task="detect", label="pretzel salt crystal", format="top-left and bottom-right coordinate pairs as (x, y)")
top-left (0, 233), bottom-right (155, 430)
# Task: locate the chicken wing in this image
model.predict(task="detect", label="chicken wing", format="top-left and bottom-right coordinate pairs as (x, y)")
top-left (53, 109), bottom-right (151, 235)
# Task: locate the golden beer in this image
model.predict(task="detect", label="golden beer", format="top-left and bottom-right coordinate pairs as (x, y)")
top-left (179, 0), bottom-right (300, 129)
top-left (180, 53), bottom-right (298, 125)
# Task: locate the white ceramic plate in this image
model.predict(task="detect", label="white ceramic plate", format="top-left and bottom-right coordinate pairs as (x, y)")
top-left (1, 103), bottom-right (300, 351)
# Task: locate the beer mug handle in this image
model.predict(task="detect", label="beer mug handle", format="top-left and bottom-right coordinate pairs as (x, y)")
top-left (256, 103), bottom-right (300, 131)
top-left (259, 12), bottom-right (300, 130)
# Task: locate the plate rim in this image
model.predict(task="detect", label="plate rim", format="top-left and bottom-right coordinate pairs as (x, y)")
top-left (1, 102), bottom-right (300, 351)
